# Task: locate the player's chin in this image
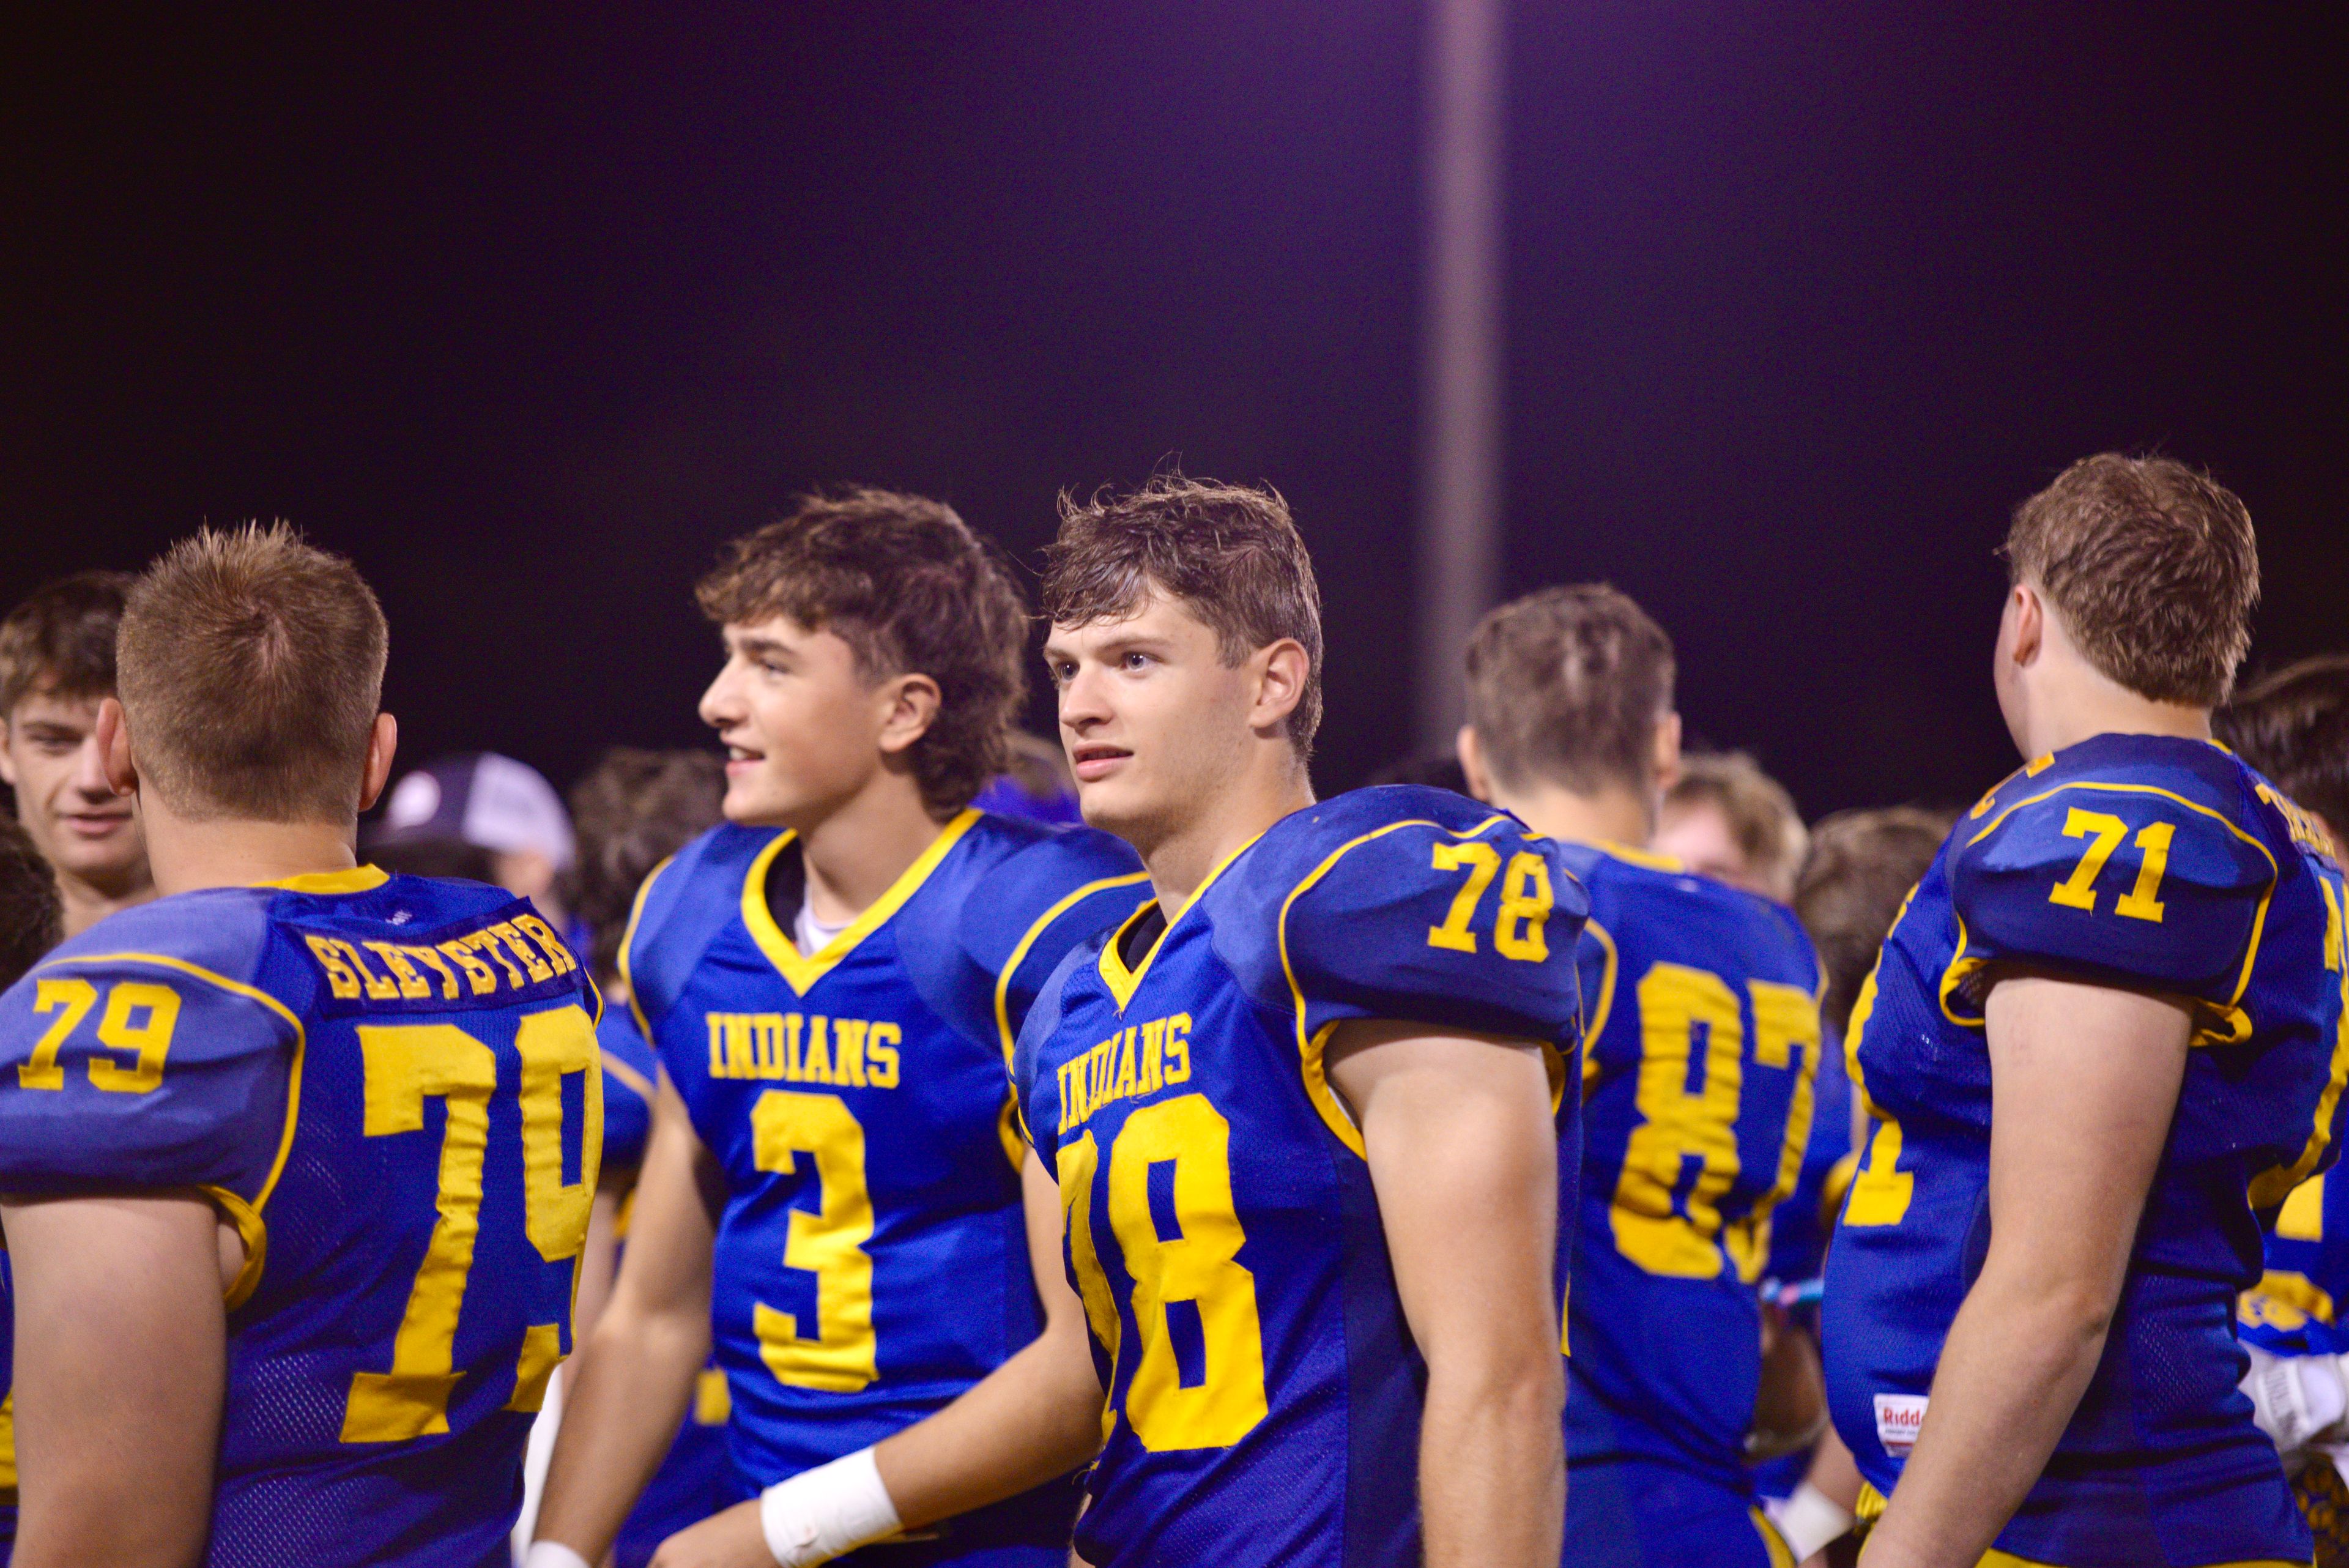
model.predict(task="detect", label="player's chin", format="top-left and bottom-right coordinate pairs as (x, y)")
top-left (719, 772), bottom-right (800, 827)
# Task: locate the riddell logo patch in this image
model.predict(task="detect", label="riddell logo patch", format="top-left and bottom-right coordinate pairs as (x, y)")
top-left (1874, 1393), bottom-right (1928, 1456)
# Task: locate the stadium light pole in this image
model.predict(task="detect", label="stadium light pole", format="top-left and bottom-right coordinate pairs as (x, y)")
top-left (1416, 0), bottom-right (1507, 755)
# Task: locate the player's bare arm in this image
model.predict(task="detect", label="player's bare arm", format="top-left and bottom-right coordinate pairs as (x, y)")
top-left (535, 1075), bottom-right (722, 1561)
top-left (1328, 1019), bottom-right (1565, 1568)
top-left (649, 1149), bottom-right (1105, 1568)
top-left (1860, 973), bottom-right (2188, 1568)
top-left (2, 1191), bottom-right (232, 1568)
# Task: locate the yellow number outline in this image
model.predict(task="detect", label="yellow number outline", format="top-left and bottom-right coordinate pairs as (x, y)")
top-left (341, 1005), bottom-right (601, 1442)
top-left (750, 1090), bottom-right (878, 1394)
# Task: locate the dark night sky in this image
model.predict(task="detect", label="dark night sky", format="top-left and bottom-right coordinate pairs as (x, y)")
top-left (5, 6), bottom-right (2342, 819)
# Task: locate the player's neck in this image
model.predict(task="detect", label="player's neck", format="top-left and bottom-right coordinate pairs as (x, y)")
top-left (1485, 777), bottom-right (1655, 853)
top-left (791, 772), bottom-right (954, 928)
top-left (1145, 757), bottom-right (1315, 921)
top-left (55, 864), bottom-right (157, 938)
top-left (2014, 663), bottom-right (2213, 760)
top-left (141, 795), bottom-right (363, 897)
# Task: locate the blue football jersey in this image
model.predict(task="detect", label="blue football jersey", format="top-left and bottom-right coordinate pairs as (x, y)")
top-left (593, 1007), bottom-right (740, 1568)
top-left (623, 808), bottom-right (1145, 1558)
top-left (0, 867), bottom-right (602, 1568)
top-left (1014, 786), bottom-right (1589, 1568)
top-left (1562, 842), bottom-right (1822, 1565)
top-left (1823, 735), bottom-right (2349, 1566)
top-left (2241, 1164), bottom-right (2349, 1360)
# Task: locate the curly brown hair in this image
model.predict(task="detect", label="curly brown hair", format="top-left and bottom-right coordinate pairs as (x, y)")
top-left (696, 489), bottom-right (1027, 817)
top-left (2216, 654), bottom-right (2349, 845)
top-left (1041, 475), bottom-right (1324, 757)
top-left (0, 811), bottom-right (65, 988)
top-left (562, 748), bottom-right (727, 984)
top-left (2004, 454), bottom-right (2258, 708)
top-left (0, 570), bottom-right (132, 715)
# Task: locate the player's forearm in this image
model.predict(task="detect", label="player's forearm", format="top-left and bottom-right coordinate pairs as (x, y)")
top-left (534, 1296), bottom-right (710, 1557)
top-left (1416, 1354), bottom-right (1564, 1567)
top-left (1862, 1260), bottom-right (2111, 1568)
top-left (875, 1315), bottom-right (1105, 1530)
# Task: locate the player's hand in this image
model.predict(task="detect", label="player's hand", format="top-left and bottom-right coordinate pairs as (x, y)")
top-left (648, 1501), bottom-right (787, 1568)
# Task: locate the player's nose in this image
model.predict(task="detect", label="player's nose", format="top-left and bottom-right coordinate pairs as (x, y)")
top-left (69, 734), bottom-right (114, 798)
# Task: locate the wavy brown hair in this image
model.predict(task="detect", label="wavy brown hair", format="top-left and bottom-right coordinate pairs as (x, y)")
top-left (1041, 475), bottom-right (1324, 757)
top-left (697, 488), bottom-right (1026, 817)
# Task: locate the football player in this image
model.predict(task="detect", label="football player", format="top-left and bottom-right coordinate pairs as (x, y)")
top-left (1013, 477), bottom-right (1584, 1566)
top-left (1455, 585), bottom-right (1825, 1567)
top-left (530, 491), bottom-right (1146, 1568)
top-left (0, 812), bottom-right (64, 1565)
top-left (2211, 655), bottom-right (2349, 1564)
top-left (1822, 455), bottom-right (2348, 1567)
top-left (557, 748), bottom-right (735, 1566)
top-left (1654, 750), bottom-right (1809, 904)
top-left (0, 524), bottom-right (604, 1567)
top-left (0, 573), bottom-right (154, 937)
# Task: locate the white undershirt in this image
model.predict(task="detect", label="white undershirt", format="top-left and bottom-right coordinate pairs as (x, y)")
top-left (794, 897), bottom-right (852, 956)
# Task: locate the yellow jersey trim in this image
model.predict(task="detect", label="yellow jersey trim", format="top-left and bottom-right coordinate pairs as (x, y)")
top-left (993, 871), bottom-right (1152, 1071)
top-left (1096, 836), bottom-right (1262, 1013)
top-left (202, 1183), bottom-right (270, 1309)
top-left (603, 1052), bottom-right (655, 1104)
top-left (1579, 916), bottom-right (1619, 1094)
top-left (740, 810), bottom-right (980, 998)
top-left (1592, 839), bottom-right (1685, 874)
top-left (1751, 1508), bottom-right (1795, 1568)
top-left (616, 852), bottom-right (676, 1041)
top-left (1277, 814), bottom-right (1518, 1157)
top-left (256, 864), bottom-right (391, 894)
top-left (35, 951), bottom-right (308, 1219)
top-left (2251, 894), bottom-right (2349, 1210)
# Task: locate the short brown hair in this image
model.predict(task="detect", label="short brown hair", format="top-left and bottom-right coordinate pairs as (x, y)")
top-left (2004, 454), bottom-right (2258, 707)
top-left (1464, 584), bottom-right (1674, 795)
top-left (117, 523), bottom-right (388, 823)
top-left (1042, 476), bottom-right (1324, 757)
top-left (1794, 805), bottom-right (1955, 1036)
top-left (1665, 751), bottom-right (1809, 902)
top-left (0, 813), bottom-right (63, 989)
top-left (2216, 655), bottom-right (2349, 844)
top-left (562, 748), bottom-right (727, 983)
top-left (0, 571), bottom-right (132, 715)
top-left (697, 489), bottom-right (1026, 816)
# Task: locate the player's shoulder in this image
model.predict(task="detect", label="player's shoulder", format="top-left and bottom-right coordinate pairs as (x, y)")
top-left (30, 882), bottom-right (281, 993)
top-left (1212, 784), bottom-right (1576, 918)
top-left (1569, 841), bottom-right (1819, 983)
top-left (1203, 786), bottom-right (1587, 1040)
top-left (622, 822), bottom-right (777, 1016)
top-left (0, 886), bottom-right (301, 1199)
top-left (1948, 734), bottom-right (2288, 1007)
top-left (939, 811), bottom-right (1146, 931)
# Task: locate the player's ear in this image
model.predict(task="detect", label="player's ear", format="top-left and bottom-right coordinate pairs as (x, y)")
top-left (2005, 582), bottom-right (2045, 671)
top-left (875, 672), bottom-right (942, 757)
top-left (95, 697), bottom-right (138, 798)
top-left (1456, 725), bottom-right (1494, 802)
top-left (1651, 711), bottom-right (1684, 793)
top-left (357, 713), bottom-right (399, 813)
top-left (1250, 639), bottom-right (1310, 735)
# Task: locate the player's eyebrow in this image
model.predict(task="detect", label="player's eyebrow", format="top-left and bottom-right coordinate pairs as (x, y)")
top-left (730, 633), bottom-right (795, 663)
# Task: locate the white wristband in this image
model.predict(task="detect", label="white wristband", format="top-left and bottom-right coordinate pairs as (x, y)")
top-left (759, 1446), bottom-right (903, 1567)
top-left (524, 1545), bottom-right (595, 1568)
top-left (1767, 1481), bottom-right (1855, 1561)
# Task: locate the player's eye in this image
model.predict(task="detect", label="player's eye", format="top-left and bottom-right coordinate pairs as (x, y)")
top-left (1120, 651), bottom-right (1153, 672)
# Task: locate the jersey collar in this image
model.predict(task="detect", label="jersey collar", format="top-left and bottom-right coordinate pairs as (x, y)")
top-left (741, 808), bottom-right (980, 997)
top-left (256, 864), bottom-right (392, 894)
top-left (1096, 831), bottom-right (1261, 1012)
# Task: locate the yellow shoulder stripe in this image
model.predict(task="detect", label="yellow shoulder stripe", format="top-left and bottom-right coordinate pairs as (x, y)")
top-left (993, 871), bottom-right (1152, 1072)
